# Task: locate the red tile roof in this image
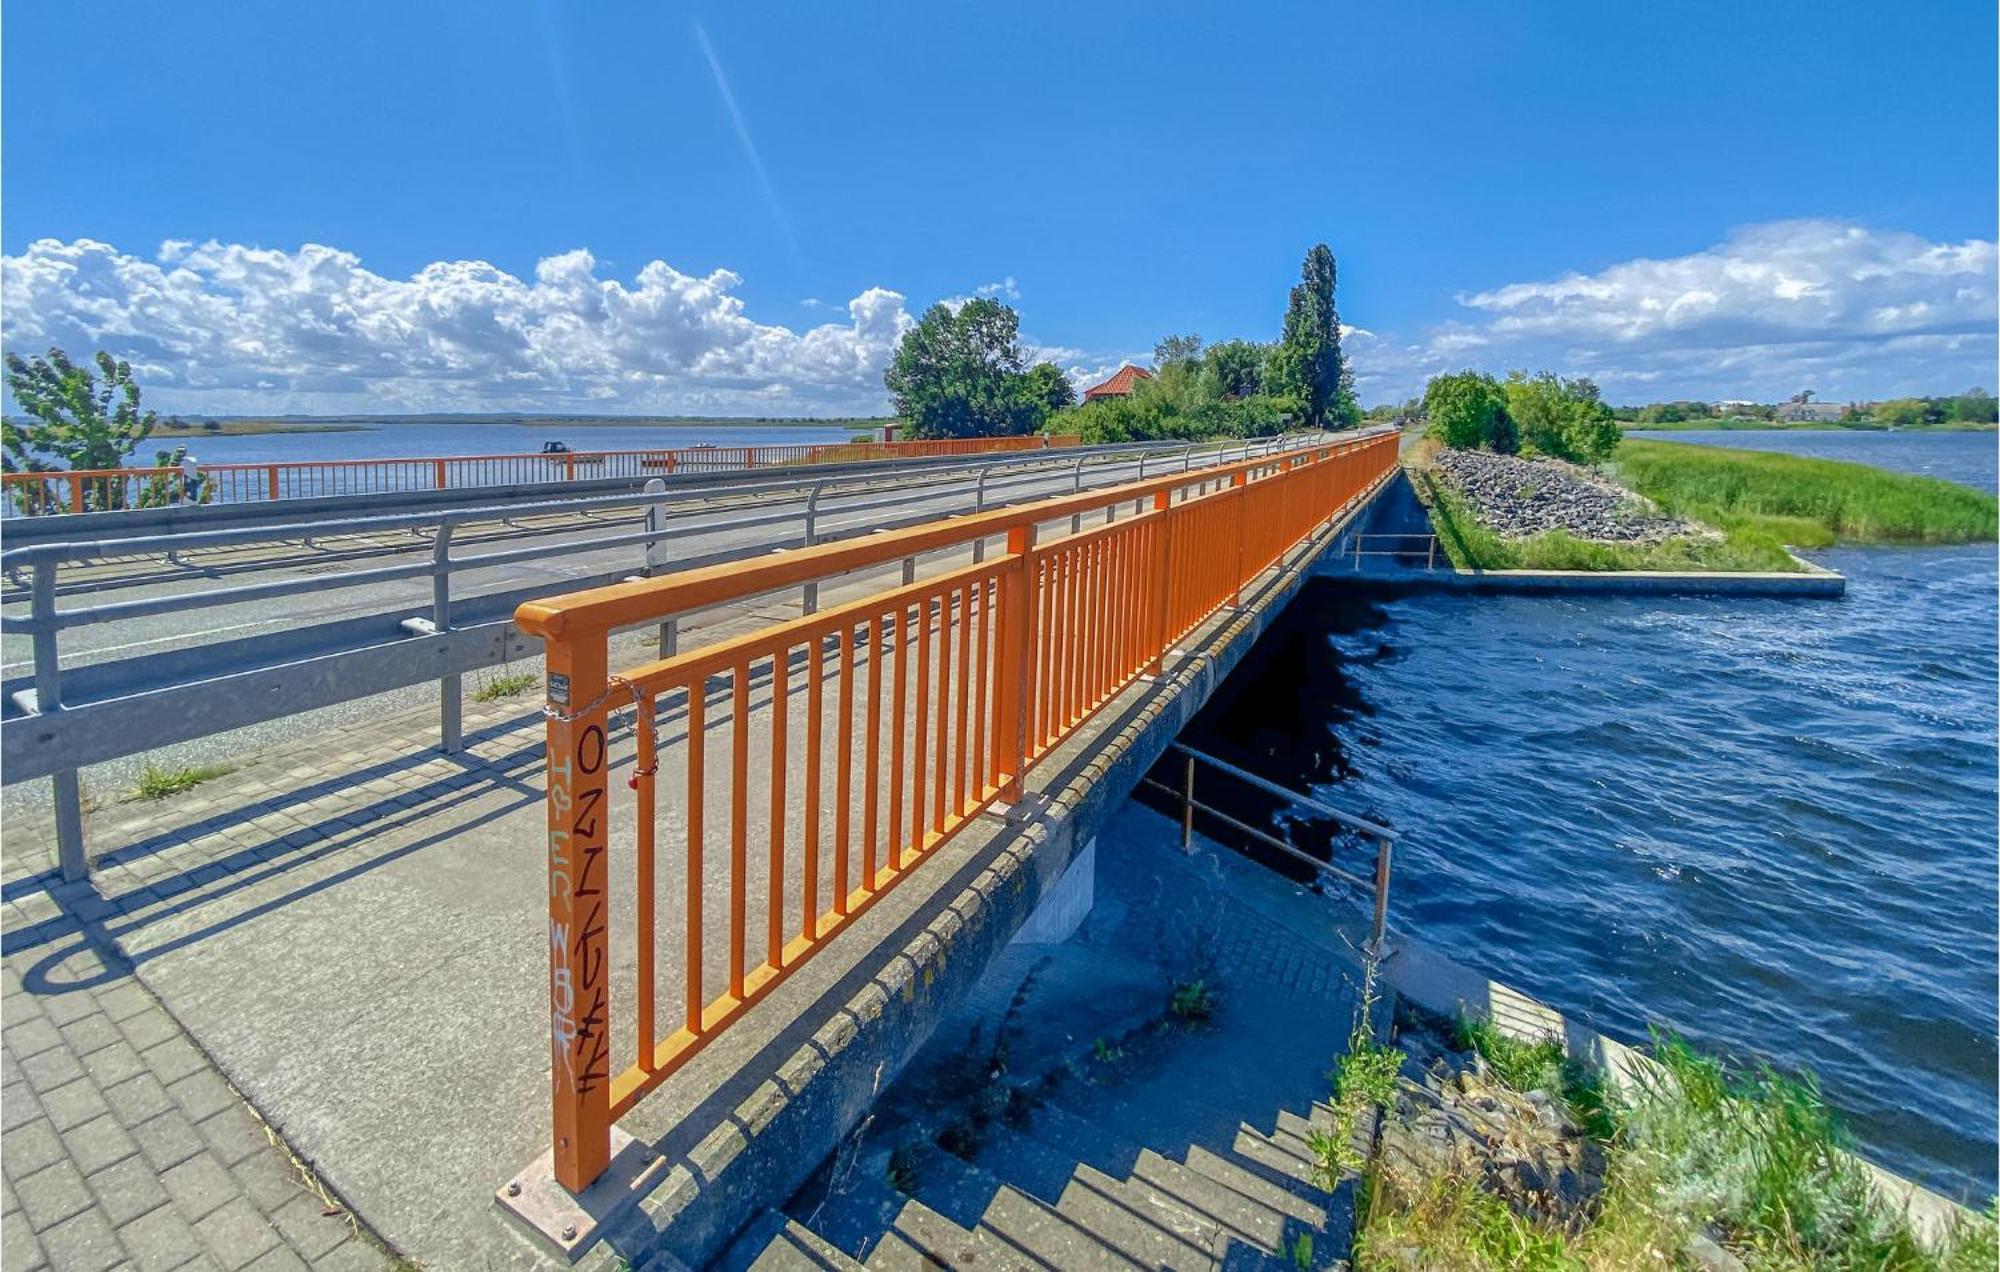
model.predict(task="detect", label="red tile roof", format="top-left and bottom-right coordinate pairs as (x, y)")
top-left (1082, 364), bottom-right (1153, 400)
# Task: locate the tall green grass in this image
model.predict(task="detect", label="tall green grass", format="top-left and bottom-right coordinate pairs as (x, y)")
top-left (1358, 1022), bottom-right (2000, 1270)
top-left (1613, 439), bottom-right (1998, 545)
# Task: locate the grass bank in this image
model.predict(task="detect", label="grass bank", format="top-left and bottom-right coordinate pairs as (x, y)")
top-left (1612, 439), bottom-right (1998, 546)
top-left (1353, 1010), bottom-right (1999, 1270)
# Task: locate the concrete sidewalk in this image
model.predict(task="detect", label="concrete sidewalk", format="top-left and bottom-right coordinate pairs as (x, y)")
top-left (1, 864), bottom-right (397, 1270)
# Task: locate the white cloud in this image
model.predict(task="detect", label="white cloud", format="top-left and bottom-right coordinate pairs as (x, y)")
top-left (1, 238), bottom-right (916, 414)
top-left (976, 276), bottom-right (1021, 300)
top-left (1357, 219), bottom-right (1996, 403)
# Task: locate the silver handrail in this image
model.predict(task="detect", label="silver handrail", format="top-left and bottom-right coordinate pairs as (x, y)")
top-left (1142, 741), bottom-right (1395, 955)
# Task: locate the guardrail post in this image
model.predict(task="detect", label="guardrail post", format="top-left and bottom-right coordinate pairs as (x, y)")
top-left (31, 560), bottom-right (88, 880)
top-left (543, 631), bottom-right (613, 1192)
top-left (641, 479), bottom-right (678, 655)
top-left (994, 523), bottom-right (1037, 804)
top-left (1068, 456), bottom-right (1086, 534)
top-left (972, 464), bottom-right (995, 564)
top-left (433, 521), bottom-right (461, 753)
top-left (1369, 833), bottom-right (1394, 957)
top-left (802, 481), bottom-right (826, 614)
top-left (1182, 444), bottom-right (1196, 473)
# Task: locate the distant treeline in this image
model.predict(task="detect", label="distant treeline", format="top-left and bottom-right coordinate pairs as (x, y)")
top-left (1368, 389), bottom-right (1999, 430)
top-left (1612, 392), bottom-right (1996, 428)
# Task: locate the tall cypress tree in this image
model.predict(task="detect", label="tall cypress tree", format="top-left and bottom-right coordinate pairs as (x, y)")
top-left (1269, 244), bottom-right (1353, 429)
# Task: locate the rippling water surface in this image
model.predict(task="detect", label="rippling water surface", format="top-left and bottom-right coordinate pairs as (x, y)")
top-left (1185, 432), bottom-right (1998, 1199)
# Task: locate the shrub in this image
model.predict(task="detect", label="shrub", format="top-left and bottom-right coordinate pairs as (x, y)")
top-left (1422, 371), bottom-right (1515, 453)
top-left (1504, 370), bottom-right (1621, 463)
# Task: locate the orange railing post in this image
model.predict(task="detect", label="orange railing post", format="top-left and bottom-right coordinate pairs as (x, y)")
top-left (542, 632), bottom-right (613, 1192)
top-left (266, 466), bottom-right (281, 502)
top-left (434, 458), bottom-right (449, 490)
top-left (68, 474), bottom-right (84, 514)
top-left (993, 524), bottom-right (1037, 804)
top-left (1229, 470), bottom-right (1249, 606)
top-left (1147, 489), bottom-right (1174, 675)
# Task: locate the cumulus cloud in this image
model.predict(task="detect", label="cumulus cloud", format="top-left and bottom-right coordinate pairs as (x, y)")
top-left (976, 276), bottom-right (1021, 300)
top-left (1, 238), bottom-right (916, 414)
top-left (1357, 220), bottom-right (1997, 403)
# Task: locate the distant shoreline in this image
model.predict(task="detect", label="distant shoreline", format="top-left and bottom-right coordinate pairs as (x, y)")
top-left (1625, 420), bottom-right (1997, 434)
top-left (155, 421), bottom-right (370, 437)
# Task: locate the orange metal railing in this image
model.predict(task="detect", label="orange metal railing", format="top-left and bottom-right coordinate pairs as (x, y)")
top-left (512, 429), bottom-right (1397, 1191)
top-left (0, 434), bottom-right (1081, 516)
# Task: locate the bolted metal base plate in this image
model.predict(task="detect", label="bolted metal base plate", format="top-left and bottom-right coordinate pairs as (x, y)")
top-left (495, 1127), bottom-right (668, 1262)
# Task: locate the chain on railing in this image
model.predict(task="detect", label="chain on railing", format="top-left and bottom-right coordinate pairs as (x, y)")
top-left (512, 430), bottom-right (1398, 1193)
top-left (0, 434), bottom-right (1084, 516)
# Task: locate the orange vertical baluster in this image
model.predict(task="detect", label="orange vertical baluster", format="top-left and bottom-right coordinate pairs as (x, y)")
top-left (911, 594), bottom-right (931, 856)
top-left (953, 585), bottom-right (972, 816)
top-left (805, 637), bottom-right (824, 939)
top-left (767, 649), bottom-right (788, 969)
top-left (636, 684), bottom-right (657, 1073)
top-left (863, 616), bottom-right (882, 891)
top-left (686, 683), bottom-right (705, 1033)
top-left (931, 589), bottom-right (951, 838)
top-left (888, 604), bottom-right (907, 872)
top-left (729, 668), bottom-right (749, 999)
top-left (835, 629), bottom-right (854, 914)
top-left (973, 577), bottom-right (991, 795)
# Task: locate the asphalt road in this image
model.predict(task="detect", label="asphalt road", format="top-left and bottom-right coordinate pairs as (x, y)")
top-left (1, 443), bottom-right (1266, 821)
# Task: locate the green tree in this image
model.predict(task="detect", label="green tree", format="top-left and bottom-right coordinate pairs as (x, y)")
top-left (1872, 397), bottom-right (1935, 429)
top-left (883, 299), bottom-right (1043, 439)
top-left (1503, 371), bottom-right (1620, 463)
top-left (1203, 339), bottom-right (1266, 398)
top-left (1268, 244), bottom-right (1355, 429)
top-left (1153, 333), bottom-right (1204, 369)
top-left (1422, 371), bottom-right (1515, 452)
top-left (4, 348), bottom-right (164, 512)
top-left (1021, 362), bottom-right (1077, 417)
top-left (1949, 389), bottom-right (1997, 424)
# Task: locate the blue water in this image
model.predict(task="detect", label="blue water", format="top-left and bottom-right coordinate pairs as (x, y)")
top-left (147, 421), bottom-right (856, 467)
top-left (1190, 429), bottom-right (2000, 1200)
top-left (1627, 428), bottom-right (1998, 493)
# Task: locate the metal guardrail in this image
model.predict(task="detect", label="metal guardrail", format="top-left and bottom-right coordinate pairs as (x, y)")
top-left (2, 432), bottom-right (1360, 880)
top-left (510, 430), bottom-right (1401, 1194)
top-left (0, 434), bottom-right (1084, 517)
top-left (1141, 742), bottom-right (1394, 952)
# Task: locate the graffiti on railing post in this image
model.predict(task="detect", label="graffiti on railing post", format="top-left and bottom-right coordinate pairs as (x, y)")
top-left (542, 643), bottom-right (612, 1191)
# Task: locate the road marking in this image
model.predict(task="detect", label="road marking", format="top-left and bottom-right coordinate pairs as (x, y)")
top-left (0, 616), bottom-right (285, 672)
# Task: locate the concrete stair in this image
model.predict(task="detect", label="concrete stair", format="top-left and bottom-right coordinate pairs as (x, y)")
top-left (720, 811), bottom-right (1372, 1270)
top-left (726, 1084), bottom-right (1355, 1270)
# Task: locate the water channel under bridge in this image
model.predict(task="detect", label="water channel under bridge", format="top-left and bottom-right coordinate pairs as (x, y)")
top-left (1, 429), bottom-right (1401, 1268)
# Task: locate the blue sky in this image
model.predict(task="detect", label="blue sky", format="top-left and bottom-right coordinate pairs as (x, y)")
top-left (4, 1), bottom-right (1994, 413)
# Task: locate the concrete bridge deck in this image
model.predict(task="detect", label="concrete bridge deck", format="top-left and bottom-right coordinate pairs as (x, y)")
top-left (1, 450), bottom-right (1394, 1269)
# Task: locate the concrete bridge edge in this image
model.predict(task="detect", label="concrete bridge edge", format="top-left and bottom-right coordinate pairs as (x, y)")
top-left (599, 476), bottom-right (1397, 1269)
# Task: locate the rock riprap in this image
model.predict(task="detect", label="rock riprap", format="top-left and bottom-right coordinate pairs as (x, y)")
top-left (1433, 447), bottom-right (1705, 543)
